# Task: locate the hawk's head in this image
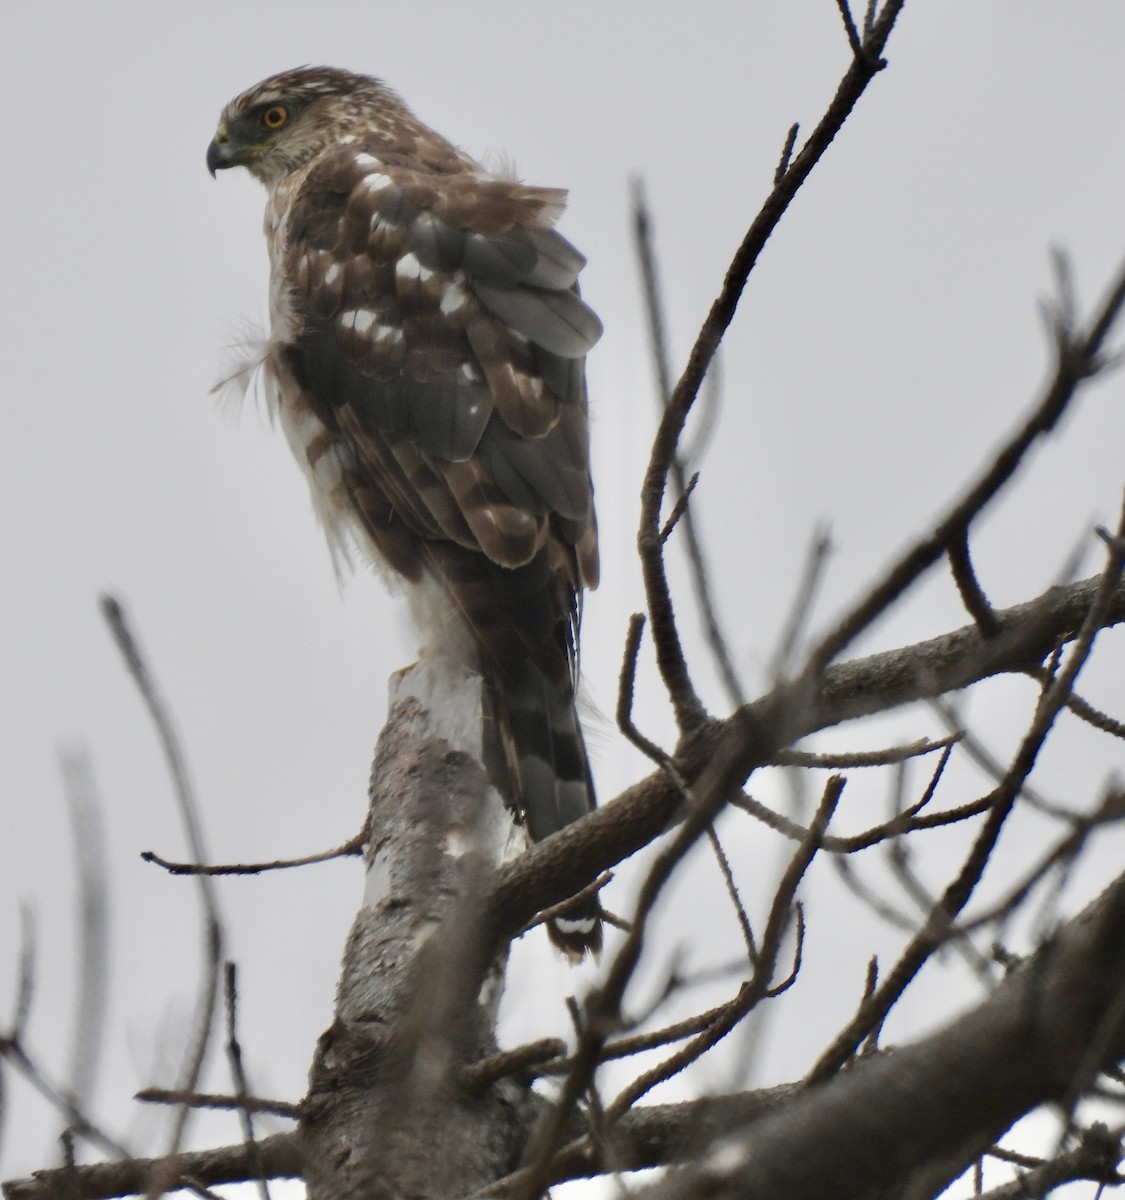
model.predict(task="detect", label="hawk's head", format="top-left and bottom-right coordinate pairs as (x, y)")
top-left (207, 66), bottom-right (409, 188)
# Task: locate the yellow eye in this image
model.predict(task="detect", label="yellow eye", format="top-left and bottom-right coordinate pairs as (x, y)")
top-left (261, 105), bottom-right (288, 130)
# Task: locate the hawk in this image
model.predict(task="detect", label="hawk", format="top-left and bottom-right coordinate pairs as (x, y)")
top-left (207, 66), bottom-right (602, 956)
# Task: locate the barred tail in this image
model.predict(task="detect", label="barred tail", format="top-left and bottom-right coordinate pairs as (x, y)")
top-left (487, 662), bottom-right (602, 959)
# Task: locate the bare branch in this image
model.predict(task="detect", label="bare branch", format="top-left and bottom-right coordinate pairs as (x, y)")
top-left (461, 1040), bottom-right (568, 1095)
top-left (801, 250), bottom-right (1125, 681)
top-left (769, 525), bottom-right (833, 681)
top-left (764, 903), bottom-right (805, 998)
top-left (809, 499), bottom-right (1125, 1081)
top-left (863, 0), bottom-right (878, 35)
top-left (1024, 665), bottom-right (1125, 740)
top-left (658, 472), bottom-right (700, 545)
top-left (639, 874), bottom-right (1125, 1199)
top-left (774, 123), bottom-right (799, 184)
top-left (632, 183), bottom-right (744, 711)
top-left (474, 1086), bottom-right (797, 1195)
top-left (707, 826), bottom-right (757, 963)
top-left (0, 1037), bottom-right (130, 1161)
top-left (834, 0), bottom-right (863, 57)
top-left (100, 595), bottom-right (225, 1155)
top-left (135, 1089), bottom-right (302, 1119)
top-left (2, 1133), bottom-right (302, 1200)
top-left (616, 613), bottom-right (674, 767)
top-left (773, 731), bottom-right (961, 769)
top-left (978, 1124), bottom-right (1123, 1200)
top-left (953, 787), bottom-right (1125, 937)
top-left (9, 908), bottom-right (35, 1043)
top-left (949, 532), bottom-right (1001, 636)
top-left (833, 856), bottom-right (918, 933)
top-left (59, 748), bottom-right (111, 1114)
top-left (489, 569), bottom-right (1125, 945)
top-left (222, 963), bottom-right (269, 1200)
top-left (637, 0), bottom-right (905, 733)
top-left (141, 832), bottom-right (364, 876)
top-left (605, 779), bottom-right (842, 1121)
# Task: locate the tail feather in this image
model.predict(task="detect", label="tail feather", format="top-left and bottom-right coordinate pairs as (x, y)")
top-left (486, 662), bottom-right (602, 959)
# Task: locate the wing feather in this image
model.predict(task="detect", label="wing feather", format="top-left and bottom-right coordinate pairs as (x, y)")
top-left (282, 137), bottom-right (600, 653)
top-left (472, 283), bottom-right (602, 359)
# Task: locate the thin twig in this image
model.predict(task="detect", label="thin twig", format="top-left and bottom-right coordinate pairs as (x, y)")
top-left (929, 693), bottom-right (1064, 819)
top-left (774, 732), bottom-right (960, 769)
top-left (659, 473), bottom-right (700, 545)
top-left (863, 0), bottom-right (878, 35)
top-left (764, 903), bottom-right (805, 998)
top-left (516, 873), bottom-right (615, 938)
top-left (135, 1089), bottom-right (302, 1120)
top-left (884, 761), bottom-right (994, 981)
top-left (615, 613), bottom-right (673, 766)
top-left (974, 1124), bottom-right (1124, 1200)
top-left (952, 788), bottom-right (1125, 937)
top-left (223, 964), bottom-right (269, 1200)
top-left (142, 832), bottom-right (364, 876)
top-left (833, 856), bottom-right (919, 933)
top-left (59, 748), bottom-right (111, 1113)
top-left (632, 181), bottom-right (744, 712)
top-left (834, 0), bottom-right (864, 57)
top-left (707, 826), bottom-right (758, 963)
top-left (1023, 665), bottom-right (1125, 740)
top-left (731, 750), bottom-right (982, 854)
top-left (100, 595), bottom-right (225, 1156)
top-left (534, 995), bottom-right (754, 1078)
top-left (774, 123), bottom-right (799, 185)
top-left (0, 1037), bottom-right (131, 1160)
top-left (769, 525), bottom-right (834, 681)
top-left (11, 906), bottom-right (35, 1042)
top-left (949, 533), bottom-right (1000, 635)
top-left (859, 957), bottom-right (882, 1055)
top-left (461, 1040), bottom-right (568, 1095)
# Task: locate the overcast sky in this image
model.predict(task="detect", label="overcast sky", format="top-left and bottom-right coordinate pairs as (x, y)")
top-left (4, 3), bottom-right (1125, 1194)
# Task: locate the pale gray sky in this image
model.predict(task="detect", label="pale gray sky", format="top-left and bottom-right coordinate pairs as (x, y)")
top-left (4, 3), bottom-right (1125, 1192)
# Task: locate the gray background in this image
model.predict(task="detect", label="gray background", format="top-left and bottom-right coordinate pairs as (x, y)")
top-left (4, 3), bottom-right (1125, 1194)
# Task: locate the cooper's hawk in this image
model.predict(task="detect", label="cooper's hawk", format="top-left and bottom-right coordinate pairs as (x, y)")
top-left (208, 66), bottom-right (602, 956)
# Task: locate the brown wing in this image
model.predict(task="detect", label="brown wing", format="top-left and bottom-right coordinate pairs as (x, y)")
top-left (281, 138), bottom-right (600, 687)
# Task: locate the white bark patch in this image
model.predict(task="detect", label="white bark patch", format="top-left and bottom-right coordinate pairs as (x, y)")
top-left (362, 854), bottom-right (392, 908)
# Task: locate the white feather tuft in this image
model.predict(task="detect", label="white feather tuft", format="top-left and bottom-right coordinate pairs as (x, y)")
top-left (210, 320), bottom-right (282, 422)
top-left (478, 148), bottom-right (520, 181)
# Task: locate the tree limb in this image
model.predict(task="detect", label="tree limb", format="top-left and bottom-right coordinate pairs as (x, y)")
top-left (640, 871), bottom-right (1125, 1199)
top-left (1, 1133), bottom-right (302, 1200)
top-left (488, 571), bottom-right (1125, 941)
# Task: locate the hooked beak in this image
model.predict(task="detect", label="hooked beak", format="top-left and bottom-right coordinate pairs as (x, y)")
top-left (206, 130), bottom-right (238, 177)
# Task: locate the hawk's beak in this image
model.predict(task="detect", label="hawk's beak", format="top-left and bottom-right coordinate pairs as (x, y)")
top-left (206, 132), bottom-right (237, 177)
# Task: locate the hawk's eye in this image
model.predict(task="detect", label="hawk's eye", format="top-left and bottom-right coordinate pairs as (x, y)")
top-left (261, 105), bottom-right (288, 130)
